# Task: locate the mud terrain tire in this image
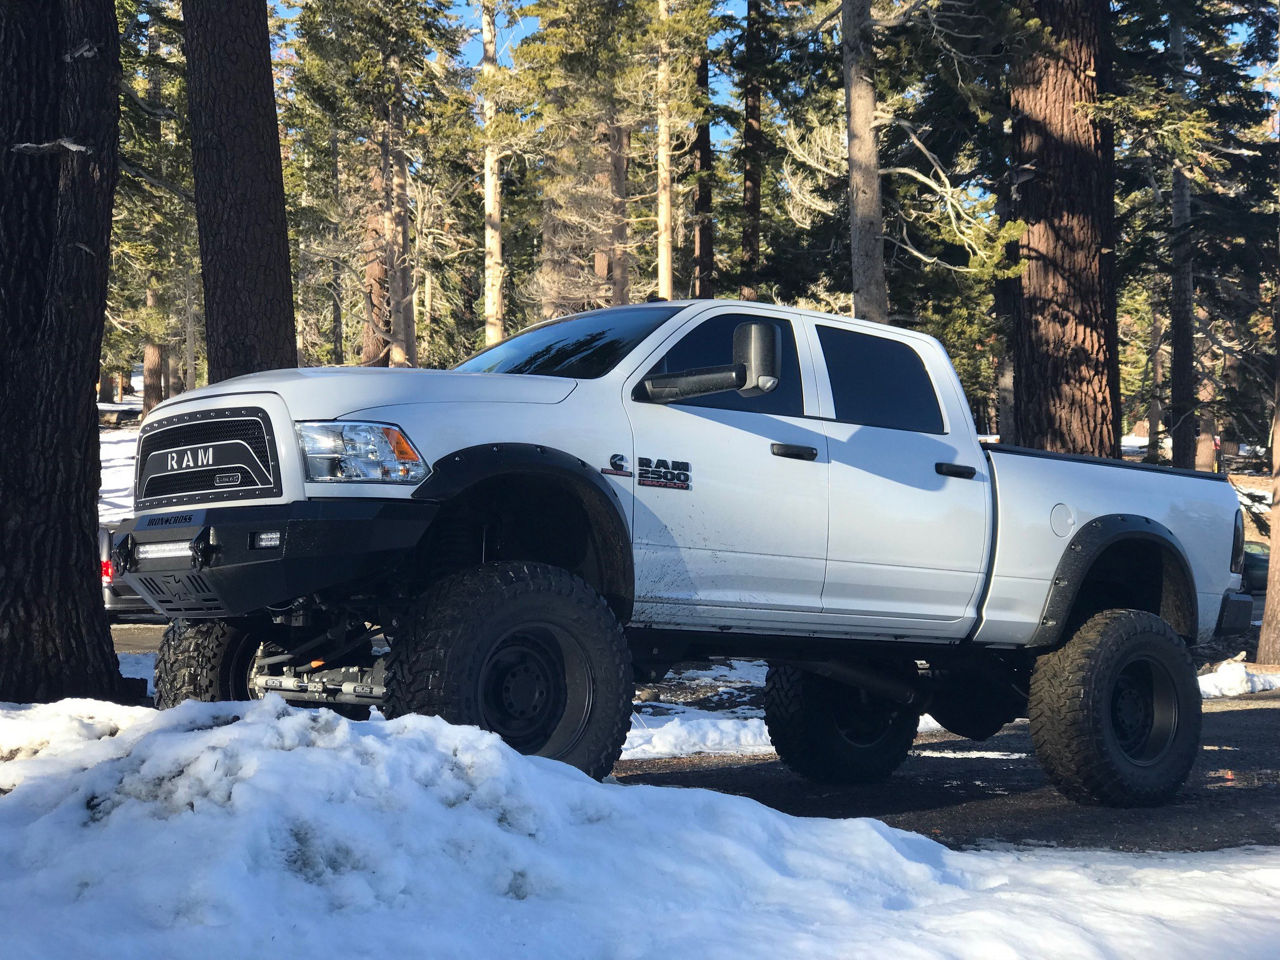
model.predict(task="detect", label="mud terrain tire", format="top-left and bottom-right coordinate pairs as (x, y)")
top-left (1029, 609), bottom-right (1202, 807)
top-left (765, 663), bottom-right (919, 784)
top-left (383, 562), bottom-right (633, 780)
top-left (154, 619), bottom-right (264, 708)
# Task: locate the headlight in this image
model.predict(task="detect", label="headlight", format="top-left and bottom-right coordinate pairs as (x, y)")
top-left (295, 421), bottom-right (429, 483)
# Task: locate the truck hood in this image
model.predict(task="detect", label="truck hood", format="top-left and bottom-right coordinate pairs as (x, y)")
top-left (151, 368), bottom-right (578, 420)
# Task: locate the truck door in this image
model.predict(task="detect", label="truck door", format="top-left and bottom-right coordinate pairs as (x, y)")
top-left (807, 321), bottom-right (991, 636)
top-left (623, 308), bottom-right (829, 628)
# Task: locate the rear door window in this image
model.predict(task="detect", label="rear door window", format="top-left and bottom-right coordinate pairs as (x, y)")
top-left (816, 325), bottom-right (944, 433)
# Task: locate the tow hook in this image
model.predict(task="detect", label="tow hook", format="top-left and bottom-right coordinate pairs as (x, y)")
top-left (190, 528), bottom-right (217, 569)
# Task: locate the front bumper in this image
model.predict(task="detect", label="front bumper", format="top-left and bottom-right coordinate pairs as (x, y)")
top-left (1215, 591), bottom-right (1254, 638)
top-left (114, 499), bottom-right (436, 618)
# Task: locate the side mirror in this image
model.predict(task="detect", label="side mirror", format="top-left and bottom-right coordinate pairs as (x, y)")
top-left (638, 320), bottom-right (782, 405)
top-left (733, 321), bottom-right (780, 397)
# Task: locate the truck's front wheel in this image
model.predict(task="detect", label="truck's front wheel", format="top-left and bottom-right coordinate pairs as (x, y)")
top-left (1029, 609), bottom-right (1201, 807)
top-left (154, 619), bottom-right (266, 708)
top-left (765, 663), bottom-right (919, 784)
top-left (383, 562), bottom-right (633, 780)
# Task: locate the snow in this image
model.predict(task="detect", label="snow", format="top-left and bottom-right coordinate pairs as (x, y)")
top-left (628, 659), bottom-right (944, 759)
top-left (3, 697), bottom-right (1280, 959)
top-left (117, 652), bottom-right (157, 697)
top-left (1199, 661), bottom-right (1280, 699)
top-left (624, 706), bottom-right (773, 760)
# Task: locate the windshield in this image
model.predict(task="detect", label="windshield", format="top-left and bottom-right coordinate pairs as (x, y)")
top-left (453, 304), bottom-right (683, 379)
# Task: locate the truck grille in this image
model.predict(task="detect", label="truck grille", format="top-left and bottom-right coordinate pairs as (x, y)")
top-left (135, 407), bottom-right (282, 509)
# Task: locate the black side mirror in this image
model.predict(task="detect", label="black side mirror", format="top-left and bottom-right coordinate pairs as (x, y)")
top-left (733, 321), bottom-right (780, 397)
top-left (638, 320), bottom-right (782, 405)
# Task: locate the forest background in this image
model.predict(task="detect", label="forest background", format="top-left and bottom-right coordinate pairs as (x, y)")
top-left (106, 0), bottom-right (1279, 469)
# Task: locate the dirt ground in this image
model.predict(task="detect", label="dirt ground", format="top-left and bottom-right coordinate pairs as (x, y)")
top-left (615, 693), bottom-right (1280, 853)
top-left (115, 615), bottom-right (1280, 854)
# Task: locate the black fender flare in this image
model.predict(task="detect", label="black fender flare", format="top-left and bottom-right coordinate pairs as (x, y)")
top-left (411, 442), bottom-right (634, 620)
top-left (1025, 513), bottom-right (1197, 649)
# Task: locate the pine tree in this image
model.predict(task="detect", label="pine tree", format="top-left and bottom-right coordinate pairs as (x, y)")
top-left (480, 0), bottom-right (505, 343)
top-left (1010, 0), bottom-right (1119, 457)
top-left (183, 0), bottom-right (296, 382)
top-left (0, 0), bottom-right (126, 701)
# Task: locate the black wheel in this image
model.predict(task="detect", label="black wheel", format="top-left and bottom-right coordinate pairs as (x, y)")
top-left (154, 618), bottom-right (266, 708)
top-left (1029, 609), bottom-right (1201, 807)
top-left (383, 562), bottom-right (633, 780)
top-left (764, 663), bottom-right (919, 784)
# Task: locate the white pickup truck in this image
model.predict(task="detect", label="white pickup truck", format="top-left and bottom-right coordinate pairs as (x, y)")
top-left (114, 300), bottom-right (1251, 806)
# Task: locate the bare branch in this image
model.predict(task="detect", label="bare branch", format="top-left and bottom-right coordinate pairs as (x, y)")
top-left (120, 156), bottom-right (193, 203)
top-left (11, 139), bottom-right (90, 155)
top-left (123, 85), bottom-right (179, 121)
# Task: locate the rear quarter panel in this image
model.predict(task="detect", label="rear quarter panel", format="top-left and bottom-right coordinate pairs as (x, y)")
top-left (975, 449), bottom-right (1240, 644)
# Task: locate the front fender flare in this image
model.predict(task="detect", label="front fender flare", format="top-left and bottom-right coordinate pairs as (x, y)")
top-left (411, 442), bottom-right (634, 620)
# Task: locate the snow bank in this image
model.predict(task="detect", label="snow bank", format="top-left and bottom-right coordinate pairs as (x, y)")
top-left (1200, 661), bottom-right (1280, 699)
top-left (4, 699), bottom-right (1280, 959)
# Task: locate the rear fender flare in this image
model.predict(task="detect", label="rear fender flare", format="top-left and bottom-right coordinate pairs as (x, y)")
top-left (1025, 513), bottom-right (1197, 649)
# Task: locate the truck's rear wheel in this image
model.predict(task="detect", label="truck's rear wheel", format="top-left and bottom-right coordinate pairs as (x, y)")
top-left (383, 562), bottom-right (633, 780)
top-left (154, 619), bottom-right (265, 708)
top-left (1029, 609), bottom-right (1201, 807)
top-left (765, 663), bottom-right (919, 784)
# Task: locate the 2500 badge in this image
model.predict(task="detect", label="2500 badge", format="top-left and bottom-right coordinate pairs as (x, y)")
top-left (638, 457), bottom-right (691, 490)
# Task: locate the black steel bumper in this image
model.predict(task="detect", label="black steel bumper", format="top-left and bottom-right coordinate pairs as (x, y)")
top-left (1216, 591), bottom-right (1254, 638)
top-left (113, 499), bottom-right (436, 619)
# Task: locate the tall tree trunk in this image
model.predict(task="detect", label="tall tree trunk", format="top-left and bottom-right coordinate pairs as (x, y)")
top-left (993, 97), bottom-right (1019, 444)
top-left (481, 0), bottom-right (505, 344)
top-left (167, 348), bottom-right (182, 395)
top-left (610, 123), bottom-right (630, 304)
top-left (1195, 358), bottom-right (1218, 471)
top-left (362, 130), bottom-right (390, 366)
top-left (397, 159), bottom-right (415, 366)
top-left (422, 268), bottom-right (434, 355)
top-left (0, 0), bottom-right (125, 701)
top-left (692, 54), bottom-right (714, 299)
top-left (183, 265), bottom-right (197, 387)
top-left (330, 130), bottom-right (343, 365)
top-left (144, 302), bottom-right (163, 414)
top-left (1167, 20), bottom-right (1197, 469)
top-left (739, 0), bottom-right (761, 301)
top-left (655, 0), bottom-right (673, 300)
top-left (841, 0), bottom-right (889, 324)
top-left (590, 123), bottom-right (612, 301)
top-left (1010, 0), bottom-right (1119, 457)
top-left (388, 63), bottom-right (414, 367)
top-left (1147, 313), bottom-right (1163, 461)
top-left (183, 0), bottom-right (296, 383)
top-left (143, 24), bottom-right (165, 414)
top-left (542, 209), bottom-right (562, 319)
top-left (996, 357), bottom-right (1016, 442)
top-left (1260, 27), bottom-right (1280, 666)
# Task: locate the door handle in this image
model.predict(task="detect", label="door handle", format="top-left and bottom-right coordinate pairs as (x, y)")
top-left (771, 443), bottom-right (819, 461)
top-left (935, 462), bottom-right (977, 479)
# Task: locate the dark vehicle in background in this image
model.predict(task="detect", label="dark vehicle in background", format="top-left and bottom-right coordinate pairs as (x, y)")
top-left (1242, 541), bottom-right (1270, 594)
top-left (99, 524), bottom-right (163, 623)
